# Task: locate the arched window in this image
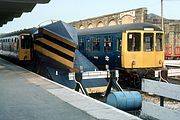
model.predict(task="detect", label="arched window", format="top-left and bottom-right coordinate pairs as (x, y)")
top-left (108, 20), bottom-right (116, 26)
top-left (121, 15), bottom-right (133, 24)
top-left (97, 21), bottom-right (104, 27)
top-left (79, 25), bottom-right (85, 29)
top-left (88, 23), bottom-right (93, 29)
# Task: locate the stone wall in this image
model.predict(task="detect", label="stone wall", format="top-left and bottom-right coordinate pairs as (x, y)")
top-left (70, 8), bottom-right (147, 29)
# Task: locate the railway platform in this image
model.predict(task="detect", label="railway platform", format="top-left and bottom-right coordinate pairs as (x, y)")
top-left (0, 57), bottom-right (140, 120)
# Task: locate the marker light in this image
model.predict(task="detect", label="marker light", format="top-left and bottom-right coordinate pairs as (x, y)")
top-left (144, 28), bottom-right (154, 31)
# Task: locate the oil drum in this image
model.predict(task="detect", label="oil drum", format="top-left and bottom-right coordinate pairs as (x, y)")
top-left (106, 91), bottom-right (142, 111)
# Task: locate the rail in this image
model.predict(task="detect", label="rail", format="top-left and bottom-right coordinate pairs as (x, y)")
top-left (155, 69), bottom-right (180, 77)
top-left (165, 60), bottom-right (180, 67)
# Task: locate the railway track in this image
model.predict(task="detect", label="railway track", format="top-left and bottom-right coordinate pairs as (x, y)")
top-left (168, 76), bottom-right (180, 85)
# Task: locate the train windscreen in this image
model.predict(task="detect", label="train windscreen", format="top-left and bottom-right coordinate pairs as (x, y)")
top-left (156, 33), bottom-right (163, 51)
top-left (127, 33), bottom-right (141, 51)
top-left (21, 35), bottom-right (31, 49)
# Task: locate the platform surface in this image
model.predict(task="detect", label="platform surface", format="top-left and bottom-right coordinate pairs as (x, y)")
top-left (0, 58), bottom-right (140, 120)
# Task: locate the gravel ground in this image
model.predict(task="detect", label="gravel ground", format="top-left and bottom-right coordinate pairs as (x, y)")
top-left (142, 93), bottom-right (180, 111)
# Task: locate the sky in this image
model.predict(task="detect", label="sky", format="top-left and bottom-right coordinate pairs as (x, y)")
top-left (0, 0), bottom-right (180, 33)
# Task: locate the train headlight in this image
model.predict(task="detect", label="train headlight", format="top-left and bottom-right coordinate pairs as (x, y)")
top-left (21, 36), bottom-right (24, 39)
top-left (132, 60), bottom-right (136, 65)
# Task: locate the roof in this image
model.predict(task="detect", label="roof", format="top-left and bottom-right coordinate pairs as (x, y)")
top-left (0, 27), bottom-right (37, 37)
top-left (78, 23), bottom-right (162, 36)
top-left (0, 20), bottom-right (78, 45)
top-left (0, 0), bottom-right (50, 27)
top-left (41, 20), bottom-right (78, 44)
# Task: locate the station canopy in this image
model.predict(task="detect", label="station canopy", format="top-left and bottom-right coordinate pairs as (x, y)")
top-left (0, 0), bottom-right (50, 27)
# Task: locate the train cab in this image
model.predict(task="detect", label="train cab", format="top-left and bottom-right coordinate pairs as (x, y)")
top-left (121, 29), bottom-right (164, 69)
top-left (18, 33), bottom-right (32, 61)
top-left (0, 33), bottom-right (33, 61)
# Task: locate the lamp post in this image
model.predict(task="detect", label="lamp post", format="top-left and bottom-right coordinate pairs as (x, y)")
top-left (161, 0), bottom-right (164, 31)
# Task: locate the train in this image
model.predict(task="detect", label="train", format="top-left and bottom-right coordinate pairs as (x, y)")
top-left (0, 22), bottom-right (165, 90)
top-left (0, 33), bottom-right (33, 61)
top-left (78, 23), bottom-right (165, 86)
top-left (165, 44), bottom-right (180, 60)
top-left (165, 24), bottom-right (180, 60)
top-left (165, 45), bottom-right (180, 60)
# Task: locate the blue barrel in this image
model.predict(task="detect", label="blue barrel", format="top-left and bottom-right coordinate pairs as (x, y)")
top-left (106, 91), bottom-right (142, 111)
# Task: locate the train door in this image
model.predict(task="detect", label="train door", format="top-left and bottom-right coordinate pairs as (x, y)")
top-left (115, 33), bottom-right (122, 67)
top-left (121, 31), bottom-right (143, 68)
top-left (142, 32), bottom-right (156, 67)
top-left (155, 32), bottom-right (164, 67)
top-left (18, 34), bottom-right (32, 61)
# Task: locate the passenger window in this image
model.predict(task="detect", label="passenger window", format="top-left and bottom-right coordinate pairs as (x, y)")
top-left (127, 33), bottom-right (141, 51)
top-left (92, 36), bottom-right (100, 51)
top-left (78, 37), bottom-right (84, 51)
top-left (17, 39), bottom-right (19, 49)
top-left (15, 38), bottom-right (17, 43)
top-left (156, 33), bottom-right (163, 51)
top-left (104, 36), bottom-right (112, 51)
top-left (144, 33), bottom-right (154, 52)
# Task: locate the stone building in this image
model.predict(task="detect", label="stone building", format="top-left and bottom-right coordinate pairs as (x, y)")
top-left (70, 8), bottom-right (147, 29)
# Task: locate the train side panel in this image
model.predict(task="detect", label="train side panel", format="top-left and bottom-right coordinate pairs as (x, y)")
top-left (78, 32), bottom-right (122, 69)
top-left (0, 36), bottom-right (19, 59)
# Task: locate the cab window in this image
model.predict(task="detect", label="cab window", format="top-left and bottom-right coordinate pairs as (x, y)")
top-left (127, 33), bottom-right (141, 51)
top-left (144, 33), bottom-right (154, 52)
top-left (92, 36), bottom-right (100, 51)
top-left (104, 36), bottom-right (112, 51)
top-left (21, 35), bottom-right (31, 49)
top-left (156, 33), bottom-right (163, 51)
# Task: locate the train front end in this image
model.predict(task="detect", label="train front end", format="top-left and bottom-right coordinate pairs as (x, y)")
top-left (120, 25), bottom-right (164, 83)
top-left (18, 34), bottom-right (32, 61)
top-left (121, 28), bottom-right (164, 69)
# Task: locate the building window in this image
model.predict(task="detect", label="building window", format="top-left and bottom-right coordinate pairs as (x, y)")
top-left (156, 33), bottom-right (163, 51)
top-left (92, 37), bottom-right (100, 51)
top-left (104, 36), bottom-right (112, 51)
top-left (144, 33), bottom-right (154, 52)
top-left (127, 33), bottom-right (141, 51)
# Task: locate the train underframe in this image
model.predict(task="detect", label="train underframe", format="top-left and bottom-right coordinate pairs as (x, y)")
top-left (115, 67), bottom-right (165, 89)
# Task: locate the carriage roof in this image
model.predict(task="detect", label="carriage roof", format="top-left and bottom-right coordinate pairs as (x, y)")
top-left (78, 23), bottom-right (162, 36)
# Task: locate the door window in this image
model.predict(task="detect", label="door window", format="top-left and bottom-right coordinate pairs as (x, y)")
top-left (127, 33), bottom-right (141, 51)
top-left (144, 33), bottom-right (154, 52)
top-left (156, 33), bottom-right (163, 51)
